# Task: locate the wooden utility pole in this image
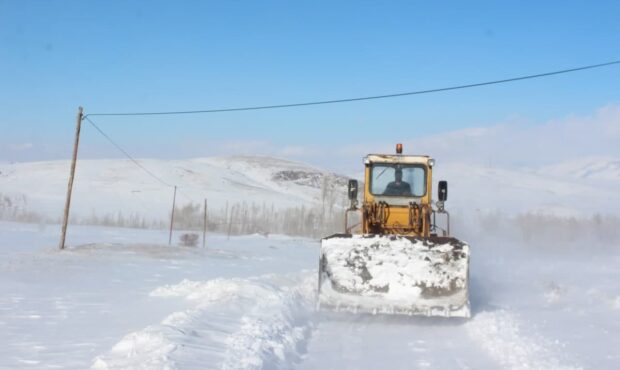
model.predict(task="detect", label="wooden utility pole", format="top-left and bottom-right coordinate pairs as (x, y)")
top-left (168, 185), bottom-right (177, 245)
top-left (202, 198), bottom-right (208, 248)
top-left (59, 107), bottom-right (83, 250)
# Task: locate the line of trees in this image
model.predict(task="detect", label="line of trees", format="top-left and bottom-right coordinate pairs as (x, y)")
top-left (3, 192), bottom-right (620, 244)
top-left (0, 193), bottom-right (46, 223)
top-left (0, 180), bottom-right (350, 238)
top-left (63, 200), bottom-right (348, 238)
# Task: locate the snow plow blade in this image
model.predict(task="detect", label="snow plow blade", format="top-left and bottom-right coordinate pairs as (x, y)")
top-left (318, 234), bottom-right (470, 318)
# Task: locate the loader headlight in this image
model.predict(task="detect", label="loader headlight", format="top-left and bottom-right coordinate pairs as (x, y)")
top-left (428, 159), bottom-right (435, 168)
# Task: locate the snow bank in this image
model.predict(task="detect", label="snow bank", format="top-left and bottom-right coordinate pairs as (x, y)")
top-left (150, 278), bottom-right (244, 302)
top-left (92, 273), bottom-right (316, 370)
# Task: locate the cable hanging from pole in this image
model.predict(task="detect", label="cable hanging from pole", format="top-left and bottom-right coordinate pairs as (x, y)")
top-left (84, 116), bottom-right (203, 205)
top-left (84, 116), bottom-right (173, 188)
top-left (83, 59), bottom-right (620, 118)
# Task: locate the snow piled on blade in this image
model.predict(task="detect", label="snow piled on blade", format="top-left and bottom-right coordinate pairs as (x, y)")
top-left (467, 310), bottom-right (582, 370)
top-left (319, 235), bottom-right (469, 316)
top-left (91, 273), bottom-right (316, 370)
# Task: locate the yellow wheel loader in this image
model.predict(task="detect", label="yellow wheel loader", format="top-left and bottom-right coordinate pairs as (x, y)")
top-left (318, 144), bottom-right (470, 318)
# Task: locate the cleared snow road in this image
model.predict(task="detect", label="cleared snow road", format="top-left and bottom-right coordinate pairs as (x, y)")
top-left (295, 236), bottom-right (611, 370)
top-left (299, 290), bottom-right (582, 370)
top-left (298, 313), bottom-right (495, 370)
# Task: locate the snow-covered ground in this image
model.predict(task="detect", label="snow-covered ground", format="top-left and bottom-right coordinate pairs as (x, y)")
top-left (1, 154), bottom-right (619, 369)
top-left (1, 221), bottom-right (619, 369)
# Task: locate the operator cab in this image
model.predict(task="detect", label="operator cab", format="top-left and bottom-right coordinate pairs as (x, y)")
top-left (364, 153), bottom-right (432, 206)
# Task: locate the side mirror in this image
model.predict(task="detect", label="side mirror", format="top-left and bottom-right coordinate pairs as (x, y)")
top-left (438, 180), bottom-right (448, 201)
top-left (347, 179), bottom-right (358, 200)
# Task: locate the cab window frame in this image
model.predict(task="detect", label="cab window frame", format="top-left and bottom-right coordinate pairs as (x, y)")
top-left (368, 163), bottom-right (427, 197)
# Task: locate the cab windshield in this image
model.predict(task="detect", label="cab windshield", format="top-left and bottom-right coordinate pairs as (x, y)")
top-left (370, 164), bottom-right (426, 197)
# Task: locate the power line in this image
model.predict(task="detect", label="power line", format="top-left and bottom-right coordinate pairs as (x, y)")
top-left (84, 59), bottom-right (620, 117)
top-left (85, 116), bottom-right (204, 205)
top-left (84, 116), bottom-right (173, 188)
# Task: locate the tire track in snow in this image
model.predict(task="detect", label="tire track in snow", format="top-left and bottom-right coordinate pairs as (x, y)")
top-left (91, 272), bottom-right (316, 370)
top-left (466, 310), bottom-right (582, 370)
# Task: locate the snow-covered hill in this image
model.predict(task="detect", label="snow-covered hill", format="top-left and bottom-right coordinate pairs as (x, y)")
top-left (434, 159), bottom-right (620, 217)
top-left (0, 156), bottom-right (349, 221)
top-left (1, 155), bottom-right (619, 223)
top-left (538, 156), bottom-right (620, 182)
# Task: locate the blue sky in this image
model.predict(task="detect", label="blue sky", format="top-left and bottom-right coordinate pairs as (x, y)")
top-left (1, 1), bottom-right (619, 169)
